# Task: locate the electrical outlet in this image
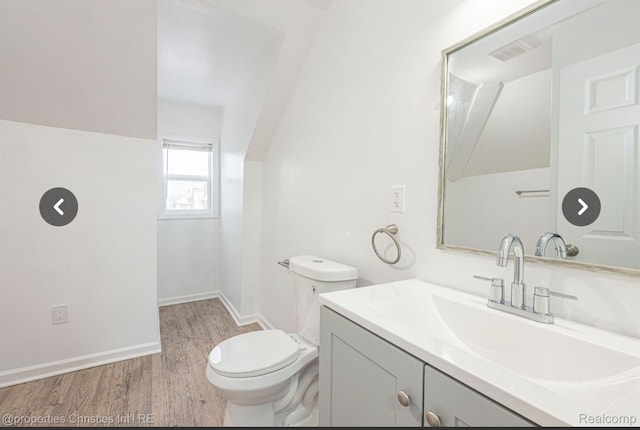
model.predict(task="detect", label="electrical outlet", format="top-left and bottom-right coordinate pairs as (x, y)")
top-left (52, 305), bottom-right (68, 325)
top-left (391, 185), bottom-right (405, 213)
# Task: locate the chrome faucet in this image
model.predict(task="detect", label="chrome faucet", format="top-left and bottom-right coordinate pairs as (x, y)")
top-left (535, 232), bottom-right (567, 258)
top-left (497, 233), bottom-right (525, 309)
top-left (474, 233), bottom-right (578, 324)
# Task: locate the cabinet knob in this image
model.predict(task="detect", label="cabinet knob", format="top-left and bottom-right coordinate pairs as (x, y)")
top-left (397, 390), bottom-right (410, 407)
top-left (425, 410), bottom-right (442, 427)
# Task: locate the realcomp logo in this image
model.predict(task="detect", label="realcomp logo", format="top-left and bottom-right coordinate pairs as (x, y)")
top-left (579, 413), bottom-right (637, 426)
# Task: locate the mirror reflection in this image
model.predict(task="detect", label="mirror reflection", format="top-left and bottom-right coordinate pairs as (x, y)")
top-left (440, 0), bottom-right (640, 272)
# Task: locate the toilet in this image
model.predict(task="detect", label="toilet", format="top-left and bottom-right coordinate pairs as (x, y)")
top-left (206, 255), bottom-right (358, 427)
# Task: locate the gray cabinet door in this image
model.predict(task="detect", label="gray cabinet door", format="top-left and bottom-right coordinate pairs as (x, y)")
top-left (423, 365), bottom-right (536, 427)
top-left (319, 306), bottom-right (423, 427)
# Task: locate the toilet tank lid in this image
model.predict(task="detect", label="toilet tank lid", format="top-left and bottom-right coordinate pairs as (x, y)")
top-left (289, 255), bottom-right (358, 282)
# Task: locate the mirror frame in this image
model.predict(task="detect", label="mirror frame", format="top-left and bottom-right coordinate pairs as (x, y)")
top-left (436, 0), bottom-right (640, 277)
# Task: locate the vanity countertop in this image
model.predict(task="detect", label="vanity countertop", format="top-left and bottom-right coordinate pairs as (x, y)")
top-left (319, 279), bottom-right (640, 427)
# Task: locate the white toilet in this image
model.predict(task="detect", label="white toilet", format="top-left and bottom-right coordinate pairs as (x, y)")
top-left (206, 255), bottom-right (358, 427)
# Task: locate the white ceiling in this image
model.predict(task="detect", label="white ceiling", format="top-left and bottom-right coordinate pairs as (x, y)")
top-left (447, 0), bottom-right (606, 85)
top-left (158, 0), bottom-right (330, 161)
top-left (157, 0), bottom-right (284, 107)
top-left (157, 0), bottom-right (331, 108)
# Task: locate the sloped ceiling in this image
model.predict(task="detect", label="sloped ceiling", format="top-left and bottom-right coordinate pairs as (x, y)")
top-left (158, 0), bottom-right (330, 159)
top-left (157, 0), bottom-right (284, 107)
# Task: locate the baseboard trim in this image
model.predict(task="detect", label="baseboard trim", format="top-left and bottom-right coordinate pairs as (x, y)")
top-left (158, 290), bottom-right (274, 330)
top-left (0, 342), bottom-right (161, 389)
top-left (213, 291), bottom-right (274, 330)
top-left (1, 292), bottom-right (274, 388)
top-left (158, 291), bottom-right (218, 307)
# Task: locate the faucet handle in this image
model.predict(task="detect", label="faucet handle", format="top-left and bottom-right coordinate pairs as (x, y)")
top-left (473, 275), bottom-right (503, 283)
top-left (473, 275), bottom-right (504, 304)
top-left (533, 287), bottom-right (577, 316)
top-left (534, 287), bottom-right (577, 301)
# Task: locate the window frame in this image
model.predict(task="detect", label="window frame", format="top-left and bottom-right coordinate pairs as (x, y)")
top-left (157, 138), bottom-right (219, 220)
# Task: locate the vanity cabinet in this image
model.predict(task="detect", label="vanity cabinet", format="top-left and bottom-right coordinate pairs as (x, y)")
top-left (319, 306), bottom-right (424, 426)
top-left (320, 306), bottom-right (536, 427)
top-left (423, 365), bottom-right (534, 427)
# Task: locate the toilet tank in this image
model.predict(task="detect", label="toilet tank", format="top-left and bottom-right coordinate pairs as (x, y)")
top-left (289, 255), bottom-right (357, 346)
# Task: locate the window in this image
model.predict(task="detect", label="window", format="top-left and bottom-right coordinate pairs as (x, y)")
top-left (159, 138), bottom-right (218, 218)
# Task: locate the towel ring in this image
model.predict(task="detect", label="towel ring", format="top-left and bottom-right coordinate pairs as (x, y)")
top-left (372, 224), bottom-right (401, 265)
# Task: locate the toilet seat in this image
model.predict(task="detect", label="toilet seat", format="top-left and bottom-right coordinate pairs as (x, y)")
top-left (209, 330), bottom-right (301, 378)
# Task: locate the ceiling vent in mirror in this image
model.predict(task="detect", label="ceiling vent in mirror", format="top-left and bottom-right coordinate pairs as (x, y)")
top-left (488, 35), bottom-right (542, 62)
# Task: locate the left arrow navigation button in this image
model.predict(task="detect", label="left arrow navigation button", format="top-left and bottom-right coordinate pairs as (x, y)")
top-left (40, 188), bottom-right (78, 226)
top-left (54, 198), bottom-right (65, 216)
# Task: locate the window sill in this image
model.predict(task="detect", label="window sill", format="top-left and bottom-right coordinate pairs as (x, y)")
top-left (158, 212), bottom-right (218, 221)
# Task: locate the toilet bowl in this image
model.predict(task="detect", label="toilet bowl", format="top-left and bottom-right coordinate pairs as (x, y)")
top-left (206, 255), bottom-right (358, 427)
top-left (206, 331), bottom-right (318, 426)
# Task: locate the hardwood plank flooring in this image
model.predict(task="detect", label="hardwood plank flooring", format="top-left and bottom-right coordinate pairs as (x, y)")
top-left (0, 299), bottom-right (261, 427)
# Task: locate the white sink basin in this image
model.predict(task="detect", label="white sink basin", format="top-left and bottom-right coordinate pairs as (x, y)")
top-left (431, 294), bottom-right (640, 383)
top-left (319, 279), bottom-right (640, 426)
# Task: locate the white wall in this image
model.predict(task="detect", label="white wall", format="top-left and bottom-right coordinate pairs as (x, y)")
top-left (157, 101), bottom-right (223, 305)
top-left (0, 0), bottom-right (159, 387)
top-left (444, 168), bottom-right (550, 255)
top-left (259, 0), bottom-right (465, 330)
top-left (219, 28), bottom-right (283, 316)
top-left (201, 0), bottom-right (327, 322)
top-left (467, 69), bottom-right (551, 176)
top-left (253, 0), bottom-right (640, 339)
top-left (240, 160), bottom-right (264, 315)
top-left (0, 121), bottom-right (159, 385)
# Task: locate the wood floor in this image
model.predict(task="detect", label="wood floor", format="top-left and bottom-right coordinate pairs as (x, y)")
top-left (0, 299), bottom-right (261, 427)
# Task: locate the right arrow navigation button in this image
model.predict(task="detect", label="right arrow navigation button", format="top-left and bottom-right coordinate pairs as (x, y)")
top-left (577, 198), bottom-right (588, 216)
top-left (562, 187), bottom-right (600, 227)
